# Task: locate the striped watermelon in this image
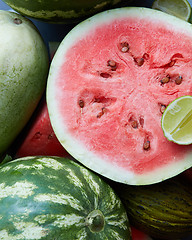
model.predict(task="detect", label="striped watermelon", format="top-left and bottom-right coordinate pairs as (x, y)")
top-left (1, 0), bottom-right (132, 23)
top-left (0, 156), bottom-right (130, 239)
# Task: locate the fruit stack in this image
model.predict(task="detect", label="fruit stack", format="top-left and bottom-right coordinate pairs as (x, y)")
top-left (0, 0), bottom-right (191, 239)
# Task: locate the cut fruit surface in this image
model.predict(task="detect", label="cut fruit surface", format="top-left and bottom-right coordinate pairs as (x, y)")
top-left (161, 95), bottom-right (192, 145)
top-left (131, 226), bottom-right (152, 240)
top-left (15, 97), bottom-right (70, 158)
top-left (152, 0), bottom-right (191, 21)
top-left (47, 7), bottom-right (192, 185)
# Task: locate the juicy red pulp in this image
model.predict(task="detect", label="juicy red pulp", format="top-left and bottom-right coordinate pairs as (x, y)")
top-left (56, 17), bottom-right (192, 174)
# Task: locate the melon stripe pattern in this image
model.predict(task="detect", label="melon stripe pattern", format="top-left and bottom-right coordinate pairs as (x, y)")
top-left (1, 0), bottom-right (128, 23)
top-left (0, 156), bottom-right (130, 239)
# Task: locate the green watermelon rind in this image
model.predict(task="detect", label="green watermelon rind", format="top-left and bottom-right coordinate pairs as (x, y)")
top-left (0, 10), bottom-right (49, 158)
top-left (47, 7), bottom-right (192, 185)
top-left (0, 156), bottom-right (130, 239)
top-left (2, 0), bottom-right (132, 23)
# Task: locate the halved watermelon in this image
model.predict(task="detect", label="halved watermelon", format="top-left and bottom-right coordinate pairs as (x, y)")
top-left (47, 7), bottom-right (192, 185)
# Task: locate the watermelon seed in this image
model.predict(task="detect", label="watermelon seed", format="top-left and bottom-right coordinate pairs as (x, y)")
top-left (160, 75), bottom-right (170, 84)
top-left (175, 75), bottom-right (183, 85)
top-left (120, 42), bottom-right (129, 53)
top-left (131, 120), bottom-right (138, 129)
top-left (48, 134), bottom-right (54, 139)
top-left (32, 132), bottom-right (42, 139)
top-left (160, 104), bottom-right (166, 114)
top-left (100, 72), bottom-right (111, 78)
top-left (134, 57), bottom-right (144, 66)
top-left (78, 99), bottom-right (85, 108)
top-left (143, 140), bottom-right (150, 150)
top-left (97, 107), bottom-right (107, 118)
top-left (107, 60), bottom-right (117, 71)
top-left (14, 18), bottom-right (22, 24)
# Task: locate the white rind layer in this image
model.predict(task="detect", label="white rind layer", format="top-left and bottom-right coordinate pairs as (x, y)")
top-left (47, 7), bottom-right (192, 185)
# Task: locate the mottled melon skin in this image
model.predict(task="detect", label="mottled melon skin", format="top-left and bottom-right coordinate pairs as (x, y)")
top-left (1, 0), bottom-right (132, 23)
top-left (47, 7), bottom-right (192, 185)
top-left (0, 156), bottom-right (131, 239)
top-left (113, 176), bottom-right (192, 239)
top-left (0, 10), bottom-right (49, 159)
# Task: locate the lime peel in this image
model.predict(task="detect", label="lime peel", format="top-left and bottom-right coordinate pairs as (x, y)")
top-left (161, 95), bottom-right (192, 145)
top-left (152, 0), bottom-right (192, 22)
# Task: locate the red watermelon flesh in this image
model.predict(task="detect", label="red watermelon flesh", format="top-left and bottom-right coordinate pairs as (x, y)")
top-left (47, 7), bottom-right (192, 185)
top-left (16, 98), bottom-right (70, 158)
top-left (131, 226), bottom-right (152, 240)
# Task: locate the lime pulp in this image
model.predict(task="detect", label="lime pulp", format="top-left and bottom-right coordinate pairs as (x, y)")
top-left (161, 96), bottom-right (192, 145)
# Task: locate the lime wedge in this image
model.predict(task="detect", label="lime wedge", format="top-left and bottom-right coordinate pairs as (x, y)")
top-left (152, 0), bottom-right (191, 21)
top-left (161, 96), bottom-right (192, 145)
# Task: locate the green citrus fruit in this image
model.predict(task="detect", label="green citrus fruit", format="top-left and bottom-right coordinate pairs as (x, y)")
top-left (152, 0), bottom-right (191, 21)
top-left (161, 95), bottom-right (192, 145)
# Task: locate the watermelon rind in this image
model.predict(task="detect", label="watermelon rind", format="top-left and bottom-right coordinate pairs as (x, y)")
top-left (47, 7), bottom-right (192, 185)
top-left (1, 0), bottom-right (133, 23)
top-left (0, 156), bottom-right (131, 239)
top-left (0, 10), bottom-right (49, 159)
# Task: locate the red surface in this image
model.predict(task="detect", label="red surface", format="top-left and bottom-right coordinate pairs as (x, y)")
top-left (56, 16), bottom-right (192, 174)
top-left (16, 98), bottom-right (70, 158)
top-left (131, 226), bottom-right (152, 240)
top-left (55, 16), bottom-right (192, 174)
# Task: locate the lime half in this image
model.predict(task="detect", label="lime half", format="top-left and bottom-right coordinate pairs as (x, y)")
top-left (152, 0), bottom-right (191, 21)
top-left (161, 96), bottom-right (192, 145)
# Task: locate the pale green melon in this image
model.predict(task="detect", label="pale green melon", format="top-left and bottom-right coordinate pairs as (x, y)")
top-left (0, 10), bottom-right (49, 159)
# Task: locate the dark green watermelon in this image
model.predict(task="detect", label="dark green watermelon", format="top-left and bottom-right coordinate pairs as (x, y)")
top-left (0, 156), bottom-right (131, 239)
top-left (2, 0), bottom-right (133, 23)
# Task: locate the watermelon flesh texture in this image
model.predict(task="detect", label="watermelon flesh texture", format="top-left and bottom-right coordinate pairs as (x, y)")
top-left (47, 7), bottom-right (192, 185)
top-left (15, 97), bottom-right (70, 158)
top-left (131, 226), bottom-right (152, 240)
